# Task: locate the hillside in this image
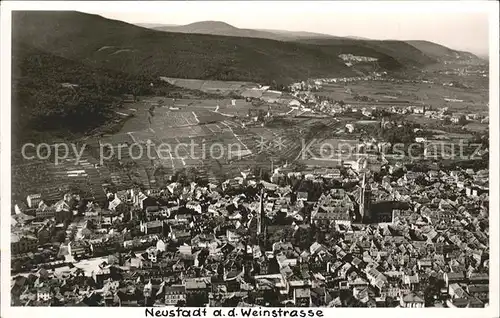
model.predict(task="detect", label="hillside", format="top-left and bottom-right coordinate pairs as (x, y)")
top-left (153, 21), bottom-right (287, 41)
top-left (149, 20), bottom-right (445, 67)
top-left (11, 41), bottom-right (208, 145)
top-left (405, 40), bottom-right (480, 62)
top-left (256, 29), bottom-right (342, 40)
top-left (13, 11), bottom-right (422, 85)
top-left (150, 20), bottom-right (482, 67)
top-left (153, 22), bottom-right (342, 41)
top-left (136, 23), bottom-right (178, 29)
top-left (297, 38), bottom-right (436, 67)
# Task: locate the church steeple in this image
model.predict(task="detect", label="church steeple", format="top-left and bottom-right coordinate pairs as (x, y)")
top-left (359, 172), bottom-right (372, 223)
top-left (257, 187), bottom-right (265, 235)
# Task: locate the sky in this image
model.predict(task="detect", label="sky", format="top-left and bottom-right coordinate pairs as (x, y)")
top-left (84, 1), bottom-right (491, 57)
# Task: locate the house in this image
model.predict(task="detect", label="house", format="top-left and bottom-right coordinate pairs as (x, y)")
top-left (311, 205), bottom-right (352, 226)
top-left (145, 206), bottom-right (163, 219)
top-left (468, 273), bottom-right (489, 284)
top-left (175, 214), bottom-right (192, 223)
top-left (466, 284), bottom-right (488, 303)
top-left (68, 241), bottom-right (88, 258)
top-left (147, 247), bottom-right (159, 263)
top-left (297, 192), bottom-right (308, 202)
top-left (400, 291), bottom-right (424, 308)
top-left (294, 288), bottom-right (311, 307)
top-left (93, 266), bottom-right (112, 287)
top-left (276, 254), bottom-right (297, 269)
top-left (179, 244), bottom-right (192, 256)
top-left (449, 283), bottom-right (467, 299)
top-left (27, 194), bottom-right (42, 208)
top-left (14, 202), bottom-right (29, 215)
top-left (226, 230), bottom-right (242, 243)
top-left (54, 199), bottom-right (71, 213)
top-left (169, 229), bottom-right (191, 243)
top-left (417, 259), bottom-right (432, 270)
top-left (156, 239), bottom-right (166, 252)
top-left (186, 201), bottom-right (202, 213)
top-left (446, 298), bottom-right (470, 308)
top-left (413, 106), bottom-right (425, 114)
top-left (348, 277), bottom-right (369, 289)
top-left (132, 191), bottom-right (149, 209)
top-left (140, 220), bottom-right (164, 235)
top-left (164, 285), bottom-right (186, 306)
top-left (37, 225), bottom-right (52, 245)
top-left (36, 205), bottom-right (56, 220)
top-left (108, 196), bottom-right (122, 211)
top-left (37, 287), bottom-right (52, 302)
top-left (11, 233), bottom-right (38, 255)
top-left (185, 277), bottom-right (210, 305)
top-left (466, 297), bottom-right (484, 308)
top-left (380, 285), bottom-right (402, 299)
top-left (444, 272), bottom-right (465, 287)
top-left (255, 274), bottom-right (288, 296)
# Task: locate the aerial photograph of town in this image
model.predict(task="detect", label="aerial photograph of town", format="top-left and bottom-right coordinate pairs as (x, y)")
top-left (4, 2), bottom-right (495, 312)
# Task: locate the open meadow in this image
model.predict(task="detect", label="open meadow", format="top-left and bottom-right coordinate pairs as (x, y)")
top-left (317, 79), bottom-right (488, 113)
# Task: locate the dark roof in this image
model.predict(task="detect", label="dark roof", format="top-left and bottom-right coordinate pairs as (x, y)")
top-left (447, 272), bottom-right (465, 280)
top-left (164, 285), bottom-right (185, 294)
top-left (402, 292), bottom-right (424, 303)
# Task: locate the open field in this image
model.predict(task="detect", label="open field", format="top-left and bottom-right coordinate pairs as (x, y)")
top-left (160, 77), bottom-right (260, 95)
top-left (317, 80), bottom-right (488, 112)
top-left (95, 97), bottom-right (300, 183)
top-left (463, 122), bottom-right (488, 133)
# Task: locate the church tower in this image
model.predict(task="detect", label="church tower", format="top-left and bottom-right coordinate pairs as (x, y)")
top-left (257, 188), bottom-right (265, 235)
top-left (359, 173), bottom-right (372, 223)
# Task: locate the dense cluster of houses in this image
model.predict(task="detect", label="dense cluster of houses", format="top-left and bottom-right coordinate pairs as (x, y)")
top-left (11, 156), bottom-right (489, 308)
top-left (285, 88), bottom-right (486, 127)
top-left (338, 54), bottom-right (378, 67)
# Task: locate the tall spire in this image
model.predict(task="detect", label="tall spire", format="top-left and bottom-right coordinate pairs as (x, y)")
top-left (359, 172), bottom-right (371, 223)
top-left (257, 187), bottom-right (264, 235)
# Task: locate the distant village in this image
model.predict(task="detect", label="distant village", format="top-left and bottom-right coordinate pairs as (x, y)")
top-left (286, 77), bottom-right (488, 125)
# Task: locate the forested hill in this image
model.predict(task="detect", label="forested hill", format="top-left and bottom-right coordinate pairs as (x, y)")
top-left (297, 38), bottom-right (436, 68)
top-left (405, 40), bottom-right (482, 62)
top-left (12, 11), bottom-right (413, 84)
top-left (11, 42), bottom-right (209, 146)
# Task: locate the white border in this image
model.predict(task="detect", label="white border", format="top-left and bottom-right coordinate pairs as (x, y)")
top-left (0, 1), bottom-right (13, 315)
top-left (487, 2), bottom-right (500, 317)
top-left (1, 1), bottom-right (498, 318)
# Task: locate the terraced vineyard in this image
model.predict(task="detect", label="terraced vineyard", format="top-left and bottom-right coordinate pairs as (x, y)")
top-left (12, 151), bottom-right (109, 203)
top-left (12, 90), bottom-right (343, 201)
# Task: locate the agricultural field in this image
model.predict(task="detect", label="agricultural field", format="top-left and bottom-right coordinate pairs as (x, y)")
top-left (317, 79), bottom-right (488, 112)
top-left (463, 122), bottom-right (488, 133)
top-left (160, 77), bottom-right (260, 95)
top-left (405, 114), bottom-right (443, 126)
top-left (13, 90), bottom-right (313, 198)
top-left (96, 97), bottom-right (267, 180)
top-left (11, 150), bottom-right (110, 203)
